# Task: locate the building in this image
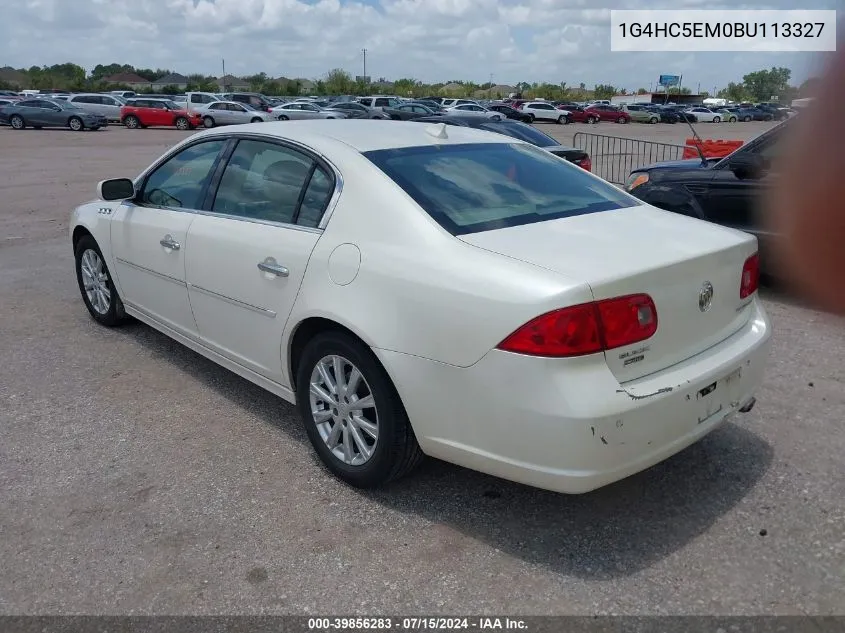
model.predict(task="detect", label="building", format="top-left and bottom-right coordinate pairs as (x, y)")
top-left (0, 66), bottom-right (28, 89)
top-left (296, 78), bottom-right (315, 93)
top-left (610, 92), bottom-right (709, 106)
top-left (152, 73), bottom-right (189, 92)
top-left (216, 75), bottom-right (250, 91)
top-left (103, 72), bottom-right (153, 90)
top-left (473, 84), bottom-right (516, 99)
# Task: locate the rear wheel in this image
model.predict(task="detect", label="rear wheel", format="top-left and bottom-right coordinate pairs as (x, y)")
top-left (713, 116), bottom-right (721, 123)
top-left (277, 114), bottom-right (289, 121)
top-left (9, 115), bottom-right (25, 130)
top-left (68, 116), bottom-right (84, 131)
top-left (729, 116), bottom-right (737, 122)
top-left (490, 114), bottom-right (502, 121)
top-left (526, 114), bottom-right (535, 123)
top-left (202, 116), bottom-right (215, 128)
top-left (743, 115), bottom-right (752, 122)
top-left (174, 117), bottom-right (190, 130)
top-left (649, 116), bottom-right (658, 124)
top-left (557, 115), bottom-right (567, 124)
top-left (296, 331), bottom-right (424, 488)
top-left (587, 115), bottom-right (598, 124)
top-left (123, 115), bottom-right (140, 129)
top-left (616, 116), bottom-right (627, 124)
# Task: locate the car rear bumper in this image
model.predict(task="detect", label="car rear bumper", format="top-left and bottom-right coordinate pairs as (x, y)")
top-left (376, 299), bottom-right (771, 494)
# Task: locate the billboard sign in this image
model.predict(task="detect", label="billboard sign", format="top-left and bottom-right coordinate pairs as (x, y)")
top-left (658, 74), bottom-right (681, 87)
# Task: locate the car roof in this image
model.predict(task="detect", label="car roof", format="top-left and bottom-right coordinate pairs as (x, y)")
top-left (194, 119), bottom-right (522, 152)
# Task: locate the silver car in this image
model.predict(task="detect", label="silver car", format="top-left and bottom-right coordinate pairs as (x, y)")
top-left (270, 102), bottom-right (347, 120)
top-left (200, 101), bottom-right (274, 127)
top-left (444, 103), bottom-right (503, 120)
top-left (66, 93), bottom-right (126, 121)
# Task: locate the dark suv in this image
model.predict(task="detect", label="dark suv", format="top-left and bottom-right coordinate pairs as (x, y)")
top-left (222, 92), bottom-right (274, 112)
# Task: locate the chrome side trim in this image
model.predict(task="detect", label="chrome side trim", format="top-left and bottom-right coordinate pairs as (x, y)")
top-left (188, 283), bottom-right (277, 318)
top-left (191, 210), bottom-right (323, 234)
top-left (115, 257), bottom-right (186, 286)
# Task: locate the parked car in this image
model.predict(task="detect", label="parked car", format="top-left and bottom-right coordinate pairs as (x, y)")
top-left (383, 103), bottom-right (442, 120)
top-left (221, 92), bottom-right (275, 113)
top-left (440, 98), bottom-right (478, 108)
top-left (0, 97), bottom-right (21, 125)
top-left (714, 108), bottom-right (739, 122)
top-left (560, 105), bottom-right (601, 124)
top-left (643, 106), bottom-right (681, 123)
top-left (1, 98), bottom-right (107, 130)
top-left (71, 119), bottom-right (769, 494)
top-left (754, 104), bottom-right (789, 121)
top-left (622, 105), bottom-right (661, 124)
top-left (682, 107), bottom-right (724, 123)
top-left (731, 107), bottom-right (774, 122)
top-left (66, 93), bottom-right (126, 122)
top-left (585, 105), bottom-right (631, 123)
top-left (357, 96), bottom-right (402, 110)
top-left (120, 99), bottom-right (202, 130)
top-left (520, 101), bottom-right (569, 124)
top-left (409, 116), bottom-right (592, 170)
top-left (625, 120), bottom-right (788, 274)
top-left (488, 103), bottom-right (533, 122)
top-left (409, 99), bottom-right (446, 112)
top-left (200, 101), bottom-right (274, 127)
top-left (271, 102), bottom-right (348, 120)
top-left (326, 102), bottom-right (389, 119)
top-left (444, 103), bottom-right (503, 120)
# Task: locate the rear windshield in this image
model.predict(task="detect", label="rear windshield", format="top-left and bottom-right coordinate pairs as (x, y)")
top-left (364, 143), bottom-right (638, 235)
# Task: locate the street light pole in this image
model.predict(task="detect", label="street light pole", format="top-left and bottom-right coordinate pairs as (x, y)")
top-left (362, 48), bottom-right (367, 84)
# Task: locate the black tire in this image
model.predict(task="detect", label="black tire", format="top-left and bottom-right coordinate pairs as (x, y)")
top-left (649, 117), bottom-right (659, 124)
top-left (123, 115), bottom-right (140, 129)
top-left (203, 116), bottom-right (215, 128)
top-left (526, 114), bottom-right (535, 123)
top-left (713, 116), bottom-right (721, 123)
top-left (9, 114), bottom-right (25, 130)
top-left (617, 116), bottom-right (627, 124)
top-left (296, 330), bottom-right (424, 488)
top-left (491, 115), bottom-right (502, 121)
top-left (250, 117), bottom-right (263, 123)
top-left (557, 115), bottom-right (567, 124)
top-left (68, 116), bottom-right (84, 131)
top-left (277, 114), bottom-right (289, 121)
top-left (588, 115), bottom-right (598, 124)
top-left (174, 117), bottom-right (190, 130)
top-left (744, 116), bottom-right (752, 122)
top-left (74, 234), bottom-right (126, 327)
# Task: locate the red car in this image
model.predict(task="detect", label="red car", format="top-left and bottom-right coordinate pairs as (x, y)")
top-left (120, 98), bottom-right (202, 130)
top-left (585, 104), bottom-right (630, 123)
top-left (557, 105), bottom-right (601, 124)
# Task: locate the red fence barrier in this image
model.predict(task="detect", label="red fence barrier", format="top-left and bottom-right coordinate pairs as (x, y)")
top-left (681, 138), bottom-right (744, 160)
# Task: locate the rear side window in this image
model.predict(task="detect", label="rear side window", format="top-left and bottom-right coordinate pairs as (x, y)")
top-left (364, 143), bottom-right (639, 235)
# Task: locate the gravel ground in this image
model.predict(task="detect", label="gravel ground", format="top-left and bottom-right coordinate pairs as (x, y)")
top-left (0, 123), bottom-right (843, 616)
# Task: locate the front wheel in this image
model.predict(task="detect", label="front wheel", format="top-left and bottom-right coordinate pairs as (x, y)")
top-left (296, 331), bottom-right (424, 488)
top-left (557, 115), bottom-right (567, 124)
top-left (277, 114), bottom-right (289, 121)
top-left (587, 115), bottom-right (598, 124)
top-left (250, 117), bottom-right (263, 123)
top-left (743, 116), bottom-right (752, 122)
top-left (174, 117), bottom-right (190, 130)
top-left (490, 114), bottom-right (502, 121)
top-left (526, 114), bottom-right (535, 123)
top-left (202, 116), bottom-right (215, 128)
top-left (729, 116), bottom-right (737, 122)
top-left (616, 116), bottom-right (627, 124)
top-left (713, 116), bottom-right (721, 123)
top-left (649, 117), bottom-right (659, 124)
top-left (74, 235), bottom-right (126, 327)
top-left (9, 114), bottom-right (25, 130)
top-left (68, 116), bottom-right (84, 131)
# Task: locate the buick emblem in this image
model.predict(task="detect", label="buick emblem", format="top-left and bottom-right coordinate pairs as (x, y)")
top-left (699, 281), bottom-right (714, 312)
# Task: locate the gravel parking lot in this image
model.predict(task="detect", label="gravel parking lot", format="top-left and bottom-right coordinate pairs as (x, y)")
top-left (1, 123), bottom-right (843, 616)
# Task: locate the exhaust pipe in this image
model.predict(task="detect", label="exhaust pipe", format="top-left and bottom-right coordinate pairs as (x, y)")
top-left (738, 397), bottom-right (756, 413)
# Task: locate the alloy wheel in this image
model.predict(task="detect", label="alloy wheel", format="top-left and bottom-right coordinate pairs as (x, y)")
top-left (79, 249), bottom-right (111, 315)
top-left (309, 355), bottom-right (379, 466)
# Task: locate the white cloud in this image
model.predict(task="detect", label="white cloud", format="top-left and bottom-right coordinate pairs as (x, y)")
top-left (0, 0), bottom-right (832, 89)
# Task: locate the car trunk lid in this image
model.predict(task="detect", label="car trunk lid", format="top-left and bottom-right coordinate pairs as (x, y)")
top-left (459, 204), bottom-right (758, 383)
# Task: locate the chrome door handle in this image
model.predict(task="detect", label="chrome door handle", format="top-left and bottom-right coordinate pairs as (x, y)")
top-left (257, 257), bottom-right (289, 277)
top-left (159, 235), bottom-right (180, 250)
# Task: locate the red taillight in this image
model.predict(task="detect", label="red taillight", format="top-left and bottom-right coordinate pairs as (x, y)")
top-left (578, 156), bottom-right (592, 172)
top-left (497, 294), bottom-right (657, 358)
top-left (740, 253), bottom-right (759, 298)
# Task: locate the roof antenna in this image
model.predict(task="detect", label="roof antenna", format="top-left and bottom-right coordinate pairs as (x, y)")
top-left (425, 122), bottom-right (448, 139)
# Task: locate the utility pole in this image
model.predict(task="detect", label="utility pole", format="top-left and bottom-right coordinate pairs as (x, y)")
top-left (697, 81), bottom-right (701, 94)
top-left (362, 48), bottom-right (367, 83)
top-left (489, 73), bottom-right (493, 98)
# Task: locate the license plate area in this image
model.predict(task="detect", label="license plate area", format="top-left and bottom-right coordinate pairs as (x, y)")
top-left (696, 367), bottom-right (741, 424)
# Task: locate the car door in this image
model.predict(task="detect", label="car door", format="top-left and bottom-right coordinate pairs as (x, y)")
top-left (26, 100), bottom-right (54, 126)
top-left (184, 138), bottom-right (336, 381)
top-left (110, 138), bottom-right (229, 338)
top-left (99, 95), bottom-right (123, 119)
top-left (205, 102), bottom-right (226, 123)
top-left (148, 101), bottom-right (169, 126)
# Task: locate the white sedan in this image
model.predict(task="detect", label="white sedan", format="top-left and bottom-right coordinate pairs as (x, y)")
top-left (70, 120), bottom-right (771, 494)
top-left (684, 107), bottom-right (724, 122)
top-left (443, 103), bottom-right (503, 120)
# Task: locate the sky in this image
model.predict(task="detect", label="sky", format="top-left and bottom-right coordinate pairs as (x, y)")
top-left (1, 0), bottom-right (837, 90)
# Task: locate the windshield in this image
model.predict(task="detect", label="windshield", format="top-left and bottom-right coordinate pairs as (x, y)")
top-left (364, 142), bottom-right (638, 235)
top-left (161, 100), bottom-right (179, 110)
top-left (59, 101), bottom-right (83, 110)
top-left (477, 122), bottom-right (559, 147)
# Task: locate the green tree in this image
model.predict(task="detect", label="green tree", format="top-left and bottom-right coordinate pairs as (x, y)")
top-left (636, 87), bottom-right (648, 95)
top-left (742, 66), bottom-right (791, 101)
top-left (90, 63), bottom-right (135, 81)
top-left (593, 84), bottom-right (616, 99)
top-left (324, 68), bottom-right (353, 95)
top-left (717, 81), bottom-right (747, 102)
top-left (393, 77), bottom-right (421, 96)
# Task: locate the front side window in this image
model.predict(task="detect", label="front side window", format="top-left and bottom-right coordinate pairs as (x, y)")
top-left (364, 142), bottom-right (639, 235)
top-left (140, 140), bottom-right (227, 209)
top-left (211, 140), bottom-right (319, 225)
